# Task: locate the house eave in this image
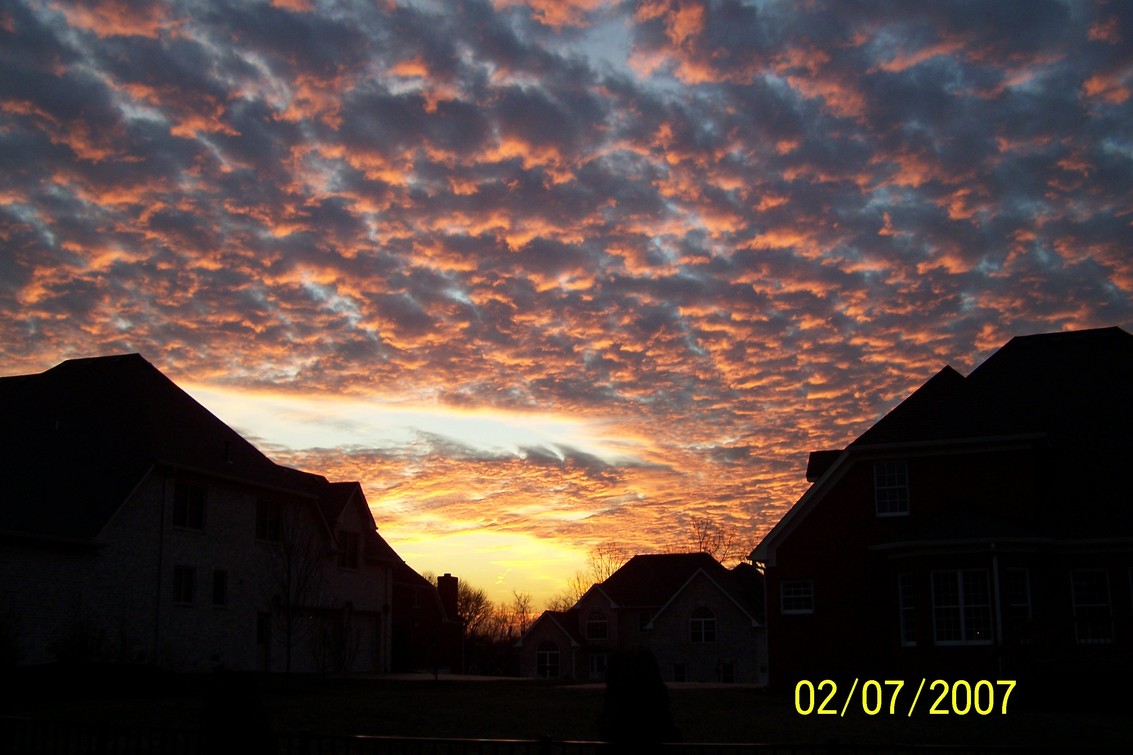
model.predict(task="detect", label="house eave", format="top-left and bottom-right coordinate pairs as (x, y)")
top-left (751, 433), bottom-right (1049, 567)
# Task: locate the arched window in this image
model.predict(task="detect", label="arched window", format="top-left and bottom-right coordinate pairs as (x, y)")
top-left (536, 640), bottom-right (560, 678)
top-left (586, 611), bottom-right (608, 640)
top-left (690, 606), bottom-right (716, 643)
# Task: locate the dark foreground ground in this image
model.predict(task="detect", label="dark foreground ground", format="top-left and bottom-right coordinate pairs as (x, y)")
top-left (3, 665), bottom-right (1131, 750)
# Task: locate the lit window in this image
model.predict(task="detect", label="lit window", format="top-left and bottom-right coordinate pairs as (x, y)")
top-left (173, 483), bottom-right (206, 530)
top-left (1071, 569), bottom-right (1113, 645)
top-left (897, 573), bottom-right (916, 646)
top-left (690, 606), bottom-right (716, 643)
top-left (932, 570), bottom-right (992, 645)
top-left (586, 612), bottom-right (608, 640)
top-left (173, 565), bottom-right (195, 605)
top-left (536, 641), bottom-right (559, 678)
top-left (781, 580), bottom-right (814, 614)
top-left (874, 460), bottom-right (909, 516)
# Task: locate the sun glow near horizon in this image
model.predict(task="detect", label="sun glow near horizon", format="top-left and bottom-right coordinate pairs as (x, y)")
top-left (180, 382), bottom-right (694, 606)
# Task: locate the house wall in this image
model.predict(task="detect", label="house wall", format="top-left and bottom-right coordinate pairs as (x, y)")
top-left (327, 496), bottom-right (392, 674)
top-left (519, 618), bottom-right (576, 678)
top-left (0, 541), bottom-right (101, 666)
top-left (647, 573), bottom-right (765, 684)
top-left (3, 469), bottom-right (393, 674)
top-left (764, 444), bottom-right (1133, 688)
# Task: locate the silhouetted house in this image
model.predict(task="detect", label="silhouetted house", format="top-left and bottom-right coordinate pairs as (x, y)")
top-left (518, 553), bottom-right (766, 683)
top-left (752, 327), bottom-right (1133, 688)
top-left (391, 566), bottom-right (463, 673)
top-left (0, 354), bottom-right (405, 673)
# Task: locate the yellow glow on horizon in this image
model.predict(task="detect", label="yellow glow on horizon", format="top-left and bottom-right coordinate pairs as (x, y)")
top-left (390, 529), bottom-right (591, 607)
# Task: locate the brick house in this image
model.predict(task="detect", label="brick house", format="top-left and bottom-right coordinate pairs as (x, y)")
top-left (752, 327), bottom-right (1133, 689)
top-left (518, 553), bottom-right (766, 683)
top-left (0, 354), bottom-right (408, 674)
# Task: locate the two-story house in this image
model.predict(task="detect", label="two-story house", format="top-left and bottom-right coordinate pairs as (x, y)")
top-left (752, 327), bottom-right (1133, 689)
top-left (518, 552), bottom-right (766, 683)
top-left (0, 353), bottom-right (407, 674)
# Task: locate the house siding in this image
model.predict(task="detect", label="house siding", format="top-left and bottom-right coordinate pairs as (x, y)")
top-left (755, 329), bottom-right (1133, 691)
top-left (518, 554), bottom-right (766, 684)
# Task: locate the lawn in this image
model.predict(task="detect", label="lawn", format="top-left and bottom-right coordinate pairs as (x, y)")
top-left (4, 666), bottom-right (1131, 749)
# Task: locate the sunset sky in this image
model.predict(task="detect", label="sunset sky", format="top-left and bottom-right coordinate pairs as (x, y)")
top-left (3, 0), bottom-right (1132, 605)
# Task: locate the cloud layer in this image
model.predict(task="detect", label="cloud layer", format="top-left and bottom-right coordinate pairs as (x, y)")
top-left (3, 0), bottom-right (1132, 597)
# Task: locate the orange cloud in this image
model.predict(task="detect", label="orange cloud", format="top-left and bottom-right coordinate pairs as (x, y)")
top-left (55, 0), bottom-right (174, 38)
top-left (1082, 71), bottom-right (1132, 104)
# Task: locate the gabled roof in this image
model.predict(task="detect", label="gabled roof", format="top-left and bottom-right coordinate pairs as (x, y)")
top-left (600, 553), bottom-right (725, 607)
top-left (522, 609), bottom-right (583, 647)
top-left (599, 552), bottom-right (764, 622)
top-left (0, 354), bottom-right (395, 550)
top-left (853, 327), bottom-right (1133, 449)
top-left (753, 327), bottom-right (1133, 562)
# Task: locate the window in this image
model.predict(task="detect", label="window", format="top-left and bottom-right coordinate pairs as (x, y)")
top-left (256, 500), bottom-right (282, 543)
top-left (589, 652), bottom-right (608, 679)
top-left (173, 565), bottom-right (195, 605)
top-left (173, 483), bottom-right (206, 530)
top-left (932, 570), bottom-right (992, 645)
top-left (672, 663), bottom-right (687, 682)
top-left (536, 641), bottom-right (560, 678)
top-left (586, 612), bottom-right (608, 640)
top-left (781, 580), bottom-right (814, 614)
top-left (690, 606), bottom-right (716, 643)
top-left (719, 661), bottom-right (736, 683)
top-left (212, 570), bottom-right (228, 607)
top-left (338, 531), bottom-right (360, 570)
top-left (1006, 568), bottom-right (1031, 641)
top-left (1071, 569), bottom-right (1113, 645)
top-left (874, 460), bottom-right (909, 516)
top-left (897, 573), bottom-right (916, 646)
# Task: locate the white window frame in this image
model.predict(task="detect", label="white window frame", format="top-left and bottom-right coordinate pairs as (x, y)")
top-left (1071, 569), bottom-right (1113, 645)
top-left (781, 580), bottom-right (814, 614)
top-left (931, 569), bottom-right (992, 646)
top-left (874, 460), bottom-right (909, 516)
top-left (585, 611), bottom-right (608, 641)
top-left (689, 606), bottom-right (716, 644)
top-left (588, 652), bottom-right (608, 679)
top-left (536, 641), bottom-right (560, 678)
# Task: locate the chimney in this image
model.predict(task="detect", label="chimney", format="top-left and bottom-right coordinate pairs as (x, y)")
top-left (437, 573), bottom-right (459, 621)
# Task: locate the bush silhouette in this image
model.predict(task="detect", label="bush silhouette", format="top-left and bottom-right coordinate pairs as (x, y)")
top-left (597, 647), bottom-right (681, 748)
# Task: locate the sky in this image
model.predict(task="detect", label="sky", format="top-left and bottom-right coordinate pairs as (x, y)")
top-left (2, 0), bottom-right (1132, 605)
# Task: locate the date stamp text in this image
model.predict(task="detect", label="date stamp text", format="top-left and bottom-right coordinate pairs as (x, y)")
top-left (794, 679), bottom-right (1016, 717)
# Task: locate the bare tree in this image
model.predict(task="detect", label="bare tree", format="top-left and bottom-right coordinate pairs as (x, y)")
top-left (510, 590), bottom-right (533, 636)
top-left (544, 544), bottom-right (629, 611)
top-left (688, 516), bottom-right (757, 566)
top-left (587, 542), bottom-right (629, 582)
top-left (264, 502), bottom-right (327, 674)
top-left (458, 581), bottom-right (495, 639)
